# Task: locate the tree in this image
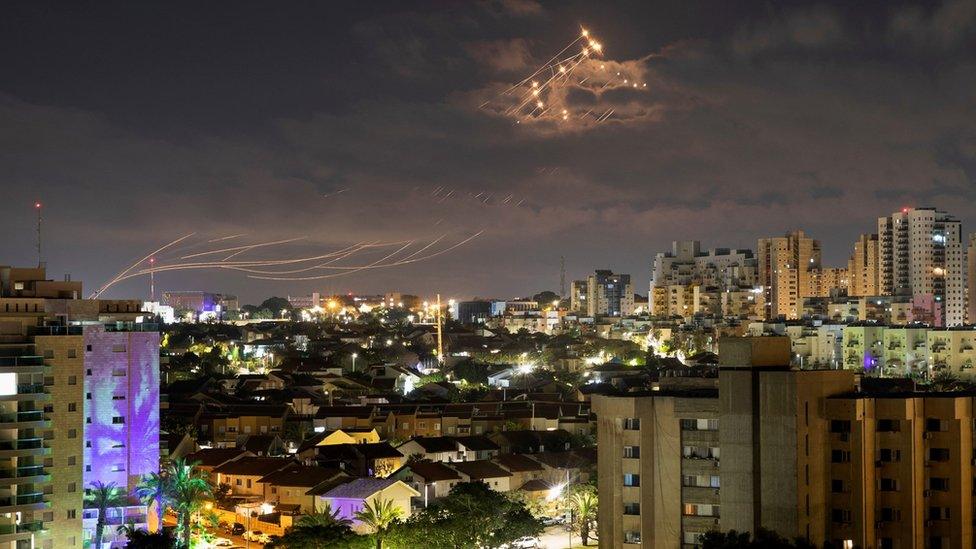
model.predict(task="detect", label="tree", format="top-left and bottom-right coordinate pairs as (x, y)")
top-left (85, 481), bottom-right (126, 549)
top-left (271, 521), bottom-right (369, 549)
top-left (299, 502), bottom-right (352, 528)
top-left (164, 458), bottom-right (212, 548)
top-left (355, 498), bottom-right (402, 549)
top-left (134, 471), bottom-right (168, 531)
top-left (699, 528), bottom-right (816, 549)
top-left (568, 484), bottom-right (598, 545)
top-left (212, 482), bottom-right (233, 509)
top-left (260, 297), bottom-right (293, 316)
top-left (122, 528), bottom-right (177, 548)
top-left (389, 482), bottom-right (543, 549)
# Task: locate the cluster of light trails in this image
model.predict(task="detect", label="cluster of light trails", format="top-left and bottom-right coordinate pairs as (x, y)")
top-left (90, 231), bottom-right (483, 297)
top-left (481, 27), bottom-right (648, 126)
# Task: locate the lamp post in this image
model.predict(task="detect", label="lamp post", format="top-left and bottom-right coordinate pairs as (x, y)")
top-left (351, 353), bottom-right (358, 373)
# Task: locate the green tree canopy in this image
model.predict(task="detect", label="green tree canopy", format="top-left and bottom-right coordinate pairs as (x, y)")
top-left (388, 482), bottom-right (543, 549)
top-left (699, 528), bottom-right (817, 549)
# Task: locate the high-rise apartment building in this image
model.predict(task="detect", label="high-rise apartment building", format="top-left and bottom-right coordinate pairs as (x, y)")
top-left (593, 337), bottom-right (854, 548)
top-left (570, 280), bottom-right (588, 315)
top-left (595, 336), bottom-right (976, 548)
top-left (877, 208), bottom-right (964, 325)
top-left (757, 230), bottom-right (823, 320)
top-left (848, 234), bottom-right (880, 296)
top-left (650, 241), bottom-right (758, 291)
top-left (967, 233), bottom-right (976, 324)
top-left (586, 270), bottom-right (633, 317)
top-left (649, 241), bottom-right (759, 319)
top-left (0, 265), bottom-right (159, 549)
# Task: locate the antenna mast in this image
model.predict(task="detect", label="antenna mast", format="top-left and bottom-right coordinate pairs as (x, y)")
top-left (34, 202), bottom-right (43, 267)
top-left (436, 294), bottom-right (444, 365)
top-left (560, 255), bottom-right (566, 299)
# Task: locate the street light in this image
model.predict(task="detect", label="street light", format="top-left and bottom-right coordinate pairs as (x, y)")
top-left (351, 353), bottom-right (358, 372)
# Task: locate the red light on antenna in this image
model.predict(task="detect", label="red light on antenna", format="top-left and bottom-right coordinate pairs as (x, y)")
top-left (34, 202), bottom-right (42, 209)
top-left (902, 207), bottom-right (910, 213)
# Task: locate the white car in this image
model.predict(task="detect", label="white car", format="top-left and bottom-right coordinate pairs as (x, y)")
top-left (212, 539), bottom-right (234, 547)
top-left (243, 531), bottom-right (269, 543)
top-left (510, 537), bottom-right (539, 548)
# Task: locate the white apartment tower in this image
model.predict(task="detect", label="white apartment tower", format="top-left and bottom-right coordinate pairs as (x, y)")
top-left (586, 270), bottom-right (634, 317)
top-left (878, 208), bottom-right (964, 326)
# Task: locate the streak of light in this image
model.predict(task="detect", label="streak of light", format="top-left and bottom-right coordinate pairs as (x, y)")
top-left (247, 231), bottom-right (485, 281)
top-left (180, 237), bottom-right (307, 260)
top-left (207, 233), bottom-right (247, 243)
top-left (90, 233), bottom-right (196, 298)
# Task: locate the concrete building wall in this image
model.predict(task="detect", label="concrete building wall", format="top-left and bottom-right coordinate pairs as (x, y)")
top-left (35, 335), bottom-right (85, 549)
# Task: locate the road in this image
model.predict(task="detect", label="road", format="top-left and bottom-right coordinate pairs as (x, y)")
top-left (537, 524), bottom-right (595, 548)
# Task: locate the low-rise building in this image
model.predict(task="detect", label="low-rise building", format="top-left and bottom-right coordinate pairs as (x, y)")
top-left (319, 478), bottom-right (420, 532)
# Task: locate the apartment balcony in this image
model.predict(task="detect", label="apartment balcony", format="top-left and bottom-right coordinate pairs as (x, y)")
top-left (681, 430), bottom-right (719, 445)
top-left (28, 325), bottom-right (84, 337)
top-left (0, 521), bottom-right (45, 544)
top-left (682, 457), bottom-right (720, 474)
top-left (0, 465), bottom-right (49, 487)
top-left (0, 411), bottom-right (50, 429)
top-left (682, 486), bottom-right (720, 504)
top-left (0, 493), bottom-right (49, 513)
top-left (0, 438), bottom-right (49, 458)
top-left (0, 385), bottom-right (49, 403)
top-left (0, 357), bottom-right (47, 374)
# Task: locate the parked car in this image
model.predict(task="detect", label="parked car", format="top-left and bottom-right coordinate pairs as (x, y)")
top-left (244, 531), bottom-right (272, 544)
top-left (542, 514), bottom-right (567, 526)
top-left (212, 538), bottom-right (234, 547)
top-left (229, 522), bottom-right (246, 536)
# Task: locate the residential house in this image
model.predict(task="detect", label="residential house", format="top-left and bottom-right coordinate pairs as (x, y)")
top-left (237, 433), bottom-right (287, 456)
top-left (185, 448), bottom-right (254, 479)
top-left (448, 460), bottom-right (513, 492)
top-left (494, 453), bottom-right (547, 491)
top-left (319, 478), bottom-right (420, 533)
top-left (213, 457), bottom-right (294, 499)
top-left (396, 437), bottom-right (461, 463)
top-left (454, 436), bottom-right (501, 461)
top-left (390, 461), bottom-right (462, 506)
top-left (488, 429), bottom-right (573, 454)
top-left (303, 443), bottom-right (404, 478)
top-left (259, 464), bottom-right (350, 514)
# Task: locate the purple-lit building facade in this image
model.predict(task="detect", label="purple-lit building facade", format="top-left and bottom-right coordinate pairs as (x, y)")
top-left (82, 325), bottom-right (160, 547)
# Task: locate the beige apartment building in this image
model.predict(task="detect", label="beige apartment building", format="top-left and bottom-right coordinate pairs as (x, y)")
top-left (848, 234), bottom-right (880, 297)
top-left (825, 393), bottom-right (976, 549)
top-left (757, 231), bottom-right (822, 320)
top-left (596, 335), bottom-right (976, 548)
top-left (0, 265), bottom-right (156, 548)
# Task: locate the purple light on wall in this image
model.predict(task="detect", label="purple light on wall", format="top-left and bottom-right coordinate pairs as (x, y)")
top-left (863, 353), bottom-right (876, 371)
top-left (83, 326), bottom-right (160, 492)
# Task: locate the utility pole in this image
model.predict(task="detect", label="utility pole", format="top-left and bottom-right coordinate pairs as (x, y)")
top-left (34, 202), bottom-right (42, 267)
top-left (149, 257), bottom-right (156, 302)
top-left (436, 294), bottom-right (444, 365)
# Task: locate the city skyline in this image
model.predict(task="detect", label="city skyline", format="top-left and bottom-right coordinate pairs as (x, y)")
top-left (3, 1), bottom-right (976, 301)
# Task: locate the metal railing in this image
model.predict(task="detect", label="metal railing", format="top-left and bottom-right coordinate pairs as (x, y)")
top-left (0, 438), bottom-right (44, 451)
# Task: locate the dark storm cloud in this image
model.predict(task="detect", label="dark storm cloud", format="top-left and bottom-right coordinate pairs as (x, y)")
top-left (1, 0), bottom-right (975, 301)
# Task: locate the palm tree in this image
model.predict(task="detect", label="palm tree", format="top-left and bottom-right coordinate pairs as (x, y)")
top-left (354, 498), bottom-right (402, 549)
top-left (165, 458), bottom-right (212, 549)
top-left (300, 501), bottom-right (351, 528)
top-left (85, 481), bottom-right (126, 549)
top-left (134, 471), bottom-right (169, 531)
top-left (569, 486), bottom-right (598, 546)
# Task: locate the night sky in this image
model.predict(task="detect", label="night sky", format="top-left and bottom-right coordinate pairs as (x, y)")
top-left (2, 1), bottom-right (975, 302)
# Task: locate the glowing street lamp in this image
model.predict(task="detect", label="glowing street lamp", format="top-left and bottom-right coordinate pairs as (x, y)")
top-left (351, 352), bottom-right (358, 372)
